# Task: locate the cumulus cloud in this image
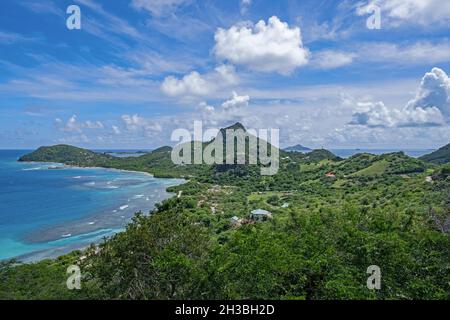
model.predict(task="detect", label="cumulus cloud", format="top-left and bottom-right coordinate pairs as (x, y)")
top-left (407, 67), bottom-right (450, 117)
top-left (161, 71), bottom-right (212, 97)
top-left (131, 0), bottom-right (189, 16)
top-left (214, 16), bottom-right (309, 75)
top-left (221, 91), bottom-right (250, 110)
top-left (351, 101), bottom-right (444, 127)
top-left (356, 0), bottom-right (450, 27)
top-left (198, 102), bottom-right (215, 114)
top-left (54, 115), bottom-right (104, 133)
top-left (161, 65), bottom-right (237, 97)
top-left (121, 114), bottom-right (162, 137)
top-left (351, 67), bottom-right (449, 127)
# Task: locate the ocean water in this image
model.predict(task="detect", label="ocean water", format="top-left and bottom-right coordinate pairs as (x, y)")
top-left (0, 150), bottom-right (184, 262)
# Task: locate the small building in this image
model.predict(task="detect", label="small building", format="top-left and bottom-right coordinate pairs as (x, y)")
top-left (325, 172), bottom-right (336, 178)
top-left (250, 209), bottom-right (272, 221)
top-left (281, 203), bottom-right (289, 208)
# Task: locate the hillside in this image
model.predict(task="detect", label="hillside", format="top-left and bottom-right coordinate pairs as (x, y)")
top-left (300, 148), bottom-right (342, 162)
top-left (284, 144), bottom-right (312, 152)
top-left (18, 144), bottom-right (114, 166)
top-left (420, 143), bottom-right (450, 165)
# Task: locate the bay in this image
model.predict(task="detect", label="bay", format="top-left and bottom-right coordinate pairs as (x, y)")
top-left (0, 150), bottom-right (184, 262)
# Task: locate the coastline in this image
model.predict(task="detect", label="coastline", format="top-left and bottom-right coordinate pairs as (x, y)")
top-left (1, 158), bottom-right (186, 263)
top-left (20, 160), bottom-right (156, 177)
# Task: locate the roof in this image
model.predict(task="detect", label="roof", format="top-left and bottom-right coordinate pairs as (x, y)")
top-left (251, 209), bottom-right (271, 215)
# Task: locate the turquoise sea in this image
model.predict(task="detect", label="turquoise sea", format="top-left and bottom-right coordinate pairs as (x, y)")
top-left (0, 150), bottom-right (184, 262)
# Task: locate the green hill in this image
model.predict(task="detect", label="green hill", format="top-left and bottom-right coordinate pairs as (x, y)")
top-left (18, 144), bottom-right (114, 166)
top-left (420, 143), bottom-right (450, 165)
top-left (299, 149), bottom-right (342, 163)
top-left (284, 144), bottom-right (311, 152)
top-left (351, 159), bottom-right (389, 176)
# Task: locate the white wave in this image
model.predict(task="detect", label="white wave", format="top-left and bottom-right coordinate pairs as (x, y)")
top-left (73, 176), bottom-right (82, 179)
top-left (88, 221), bottom-right (96, 225)
top-left (132, 194), bottom-right (145, 199)
top-left (61, 233), bottom-right (72, 238)
top-left (22, 167), bottom-right (43, 171)
top-left (119, 205), bottom-right (129, 211)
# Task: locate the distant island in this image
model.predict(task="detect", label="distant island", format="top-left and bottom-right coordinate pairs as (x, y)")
top-left (284, 144), bottom-right (312, 152)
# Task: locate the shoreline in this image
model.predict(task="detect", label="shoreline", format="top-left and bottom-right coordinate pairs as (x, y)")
top-left (20, 160), bottom-right (156, 177)
top-left (2, 159), bottom-right (186, 263)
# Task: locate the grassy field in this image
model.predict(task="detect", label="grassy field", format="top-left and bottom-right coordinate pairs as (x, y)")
top-left (352, 159), bottom-right (389, 176)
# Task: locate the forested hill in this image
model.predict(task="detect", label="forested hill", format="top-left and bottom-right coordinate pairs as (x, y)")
top-left (420, 143), bottom-right (450, 165)
top-left (19, 144), bottom-right (114, 165)
top-left (284, 144), bottom-right (312, 152)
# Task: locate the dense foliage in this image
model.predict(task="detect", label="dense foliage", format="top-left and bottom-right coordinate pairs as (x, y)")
top-left (420, 143), bottom-right (450, 165)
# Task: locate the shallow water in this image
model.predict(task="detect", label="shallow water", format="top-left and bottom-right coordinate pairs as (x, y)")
top-left (0, 150), bottom-right (184, 262)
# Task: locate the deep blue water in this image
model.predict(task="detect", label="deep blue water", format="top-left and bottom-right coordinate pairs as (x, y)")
top-left (0, 150), bottom-right (184, 262)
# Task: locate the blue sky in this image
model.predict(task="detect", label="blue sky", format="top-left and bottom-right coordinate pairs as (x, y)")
top-left (0, 0), bottom-right (449, 149)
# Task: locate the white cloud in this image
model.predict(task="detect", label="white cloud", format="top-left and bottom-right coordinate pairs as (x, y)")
top-left (351, 67), bottom-right (449, 127)
top-left (57, 134), bottom-right (90, 144)
top-left (131, 0), bottom-right (189, 16)
top-left (214, 16), bottom-right (310, 75)
top-left (121, 114), bottom-right (162, 137)
top-left (55, 115), bottom-right (104, 133)
top-left (198, 102), bottom-right (215, 114)
top-left (84, 120), bottom-right (105, 129)
top-left (161, 65), bottom-right (237, 97)
top-left (161, 72), bottom-right (212, 97)
top-left (309, 41), bottom-right (450, 69)
top-left (358, 41), bottom-right (450, 65)
top-left (356, 0), bottom-right (450, 27)
top-left (311, 50), bottom-right (355, 69)
top-left (221, 91), bottom-right (250, 110)
top-left (351, 101), bottom-right (444, 127)
top-left (406, 67), bottom-right (450, 117)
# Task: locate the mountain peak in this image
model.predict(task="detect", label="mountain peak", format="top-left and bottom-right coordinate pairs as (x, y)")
top-left (223, 122), bottom-right (246, 132)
